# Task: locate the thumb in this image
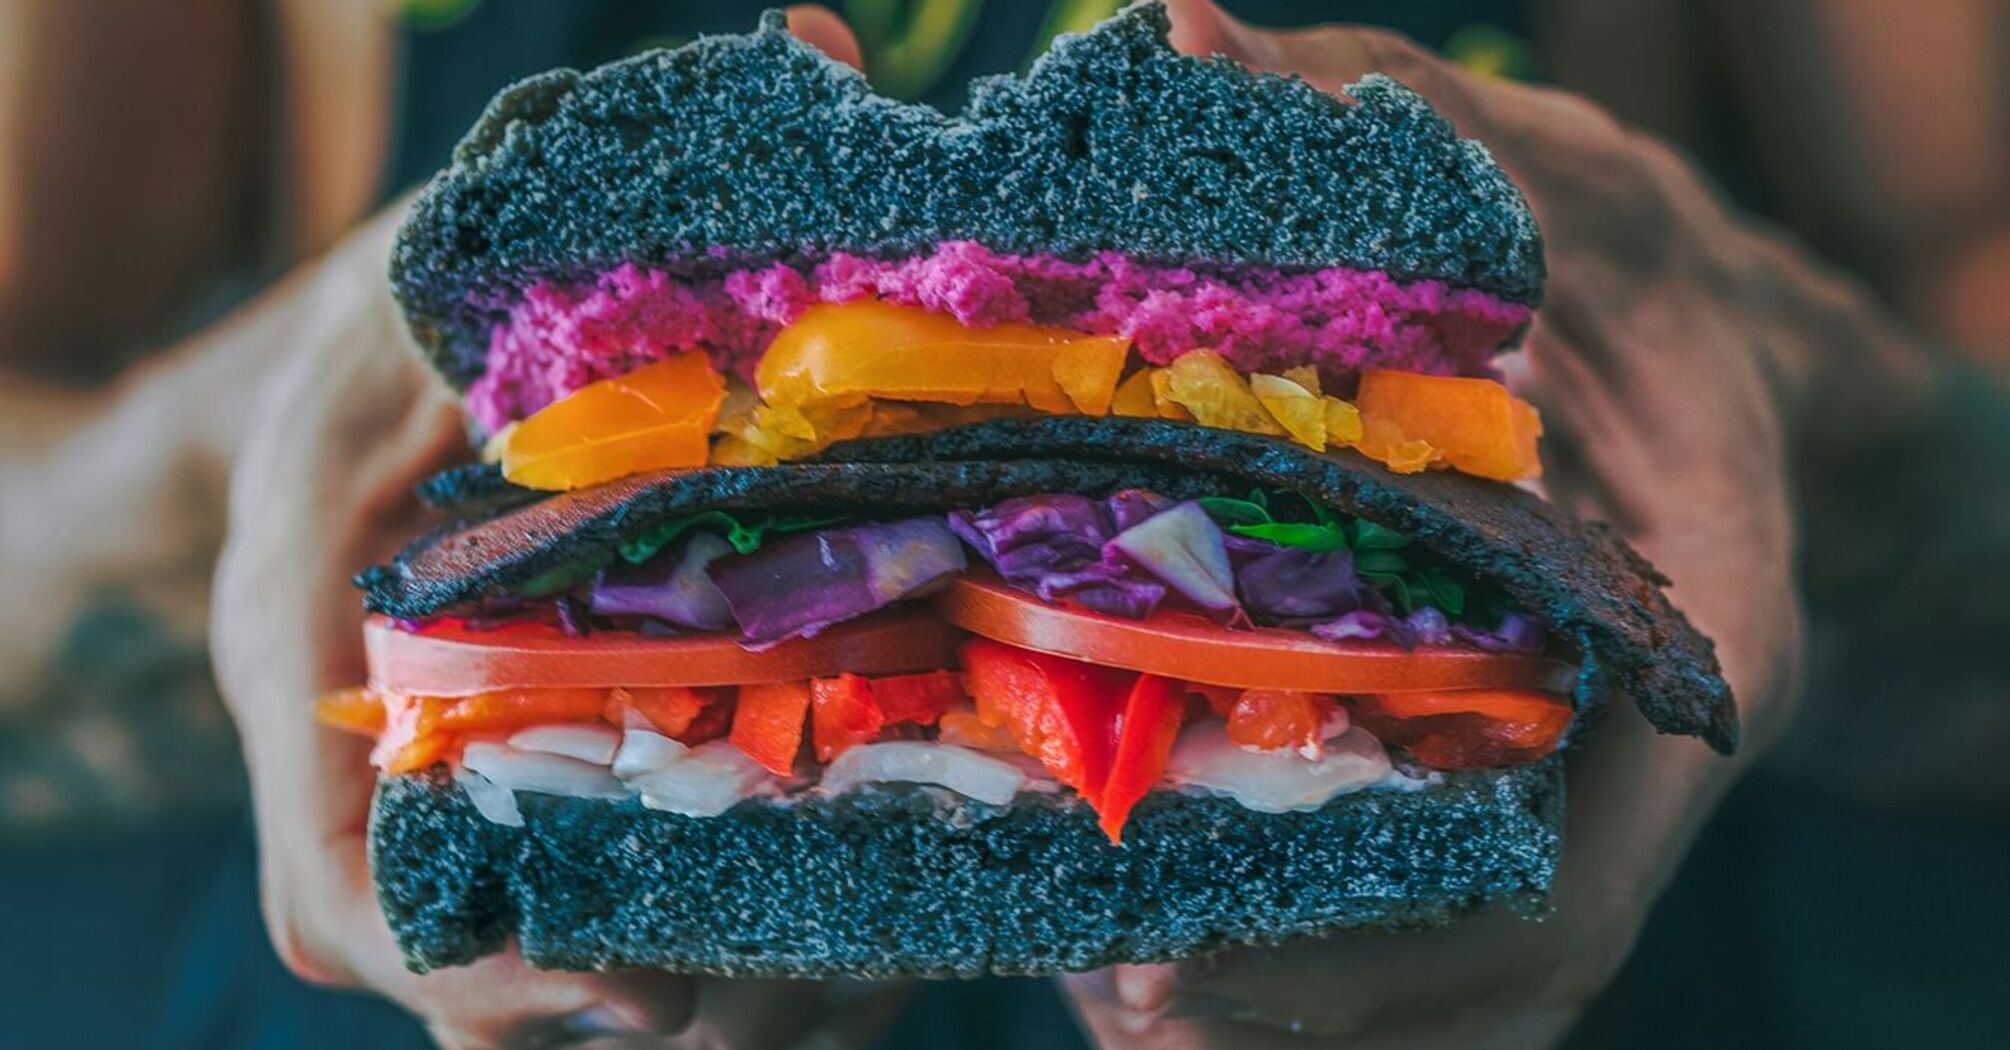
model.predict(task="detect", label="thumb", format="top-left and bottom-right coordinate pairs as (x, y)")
top-left (1159, 0), bottom-right (1281, 67)
top-left (786, 5), bottom-right (866, 72)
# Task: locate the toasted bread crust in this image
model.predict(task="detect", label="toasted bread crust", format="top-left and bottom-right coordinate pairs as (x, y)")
top-left (372, 762), bottom-right (1562, 976)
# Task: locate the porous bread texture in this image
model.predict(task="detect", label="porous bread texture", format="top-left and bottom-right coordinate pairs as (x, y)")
top-left (371, 761), bottom-right (1563, 976)
top-left (390, 2), bottom-right (1544, 389)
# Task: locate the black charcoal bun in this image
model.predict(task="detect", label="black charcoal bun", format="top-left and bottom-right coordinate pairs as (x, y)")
top-left (372, 761), bottom-right (1562, 976)
top-left (389, 3), bottom-right (1544, 389)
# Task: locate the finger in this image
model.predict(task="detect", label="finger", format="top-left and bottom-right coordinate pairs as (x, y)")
top-left (415, 959), bottom-right (695, 1049)
top-left (786, 5), bottom-right (864, 72)
top-left (1158, 0), bottom-right (1277, 66)
top-left (657, 978), bottom-right (907, 1050)
top-left (1065, 975), bottom-right (1577, 1050)
top-left (783, 980), bottom-right (913, 1050)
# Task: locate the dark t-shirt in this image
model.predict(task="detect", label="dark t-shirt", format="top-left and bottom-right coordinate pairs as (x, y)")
top-left (386, 0), bottom-right (1530, 195)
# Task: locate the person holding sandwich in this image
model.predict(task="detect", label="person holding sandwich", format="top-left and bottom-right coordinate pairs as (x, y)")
top-left (4, 2), bottom-right (2004, 1049)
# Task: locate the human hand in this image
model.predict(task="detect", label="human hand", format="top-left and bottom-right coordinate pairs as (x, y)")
top-left (1055, 1), bottom-right (1887, 1045)
top-left (204, 13), bottom-right (912, 1048)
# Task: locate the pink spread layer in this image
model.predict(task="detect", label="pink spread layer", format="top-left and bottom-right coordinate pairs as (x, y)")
top-left (469, 241), bottom-right (1533, 431)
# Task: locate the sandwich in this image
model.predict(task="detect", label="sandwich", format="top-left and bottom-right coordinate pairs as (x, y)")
top-left (321, 4), bottom-right (1735, 978)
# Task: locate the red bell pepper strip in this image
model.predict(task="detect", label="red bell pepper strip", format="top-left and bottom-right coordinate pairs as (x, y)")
top-left (961, 639), bottom-right (1124, 803)
top-left (1225, 690), bottom-right (1336, 754)
top-left (610, 686), bottom-right (699, 737)
top-left (1188, 683), bottom-right (1241, 718)
top-left (1097, 673), bottom-right (1186, 843)
top-left (731, 681), bottom-right (812, 775)
top-left (810, 673), bottom-right (886, 762)
top-left (679, 689), bottom-right (737, 745)
top-left (869, 670), bottom-right (966, 726)
top-left (1351, 689), bottom-right (1571, 769)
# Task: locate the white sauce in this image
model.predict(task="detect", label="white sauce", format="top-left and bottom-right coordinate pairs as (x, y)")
top-left (507, 724), bottom-right (622, 765)
top-left (627, 740), bottom-right (775, 817)
top-left (1164, 723), bottom-right (1392, 814)
top-left (819, 741), bottom-right (1025, 806)
top-left (448, 720), bottom-right (1409, 828)
top-left (611, 728), bottom-right (690, 779)
top-left (461, 742), bottom-right (630, 801)
top-left (453, 767), bottom-right (525, 827)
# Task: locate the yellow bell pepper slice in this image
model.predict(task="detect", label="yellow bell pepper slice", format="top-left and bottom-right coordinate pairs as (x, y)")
top-left (756, 300), bottom-right (1129, 416)
top-left (1110, 370), bottom-right (1159, 418)
top-left (1323, 396), bottom-right (1364, 445)
top-left (1249, 373), bottom-right (1327, 450)
top-left (500, 351), bottom-right (726, 491)
top-left (1157, 351), bottom-right (1285, 436)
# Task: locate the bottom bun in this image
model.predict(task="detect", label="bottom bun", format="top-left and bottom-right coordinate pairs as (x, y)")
top-left (370, 761), bottom-right (1563, 977)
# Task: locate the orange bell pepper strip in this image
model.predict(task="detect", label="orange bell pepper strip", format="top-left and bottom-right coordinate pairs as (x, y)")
top-left (810, 674), bottom-right (886, 762)
top-left (757, 300), bottom-right (1130, 417)
top-left (500, 350), bottom-right (726, 491)
top-left (315, 687), bottom-right (387, 736)
top-left (961, 639), bottom-right (1123, 803)
top-left (1225, 690), bottom-right (1337, 754)
top-left (435, 688), bottom-right (610, 733)
top-left (371, 694), bottom-right (455, 774)
top-left (868, 670), bottom-right (967, 725)
top-left (1354, 371), bottom-right (1543, 481)
top-left (607, 685), bottom-right (730, 739)
top-left (1351, 689), bottom-right (1572, 769)
top-left (730, 681), bottom-right (812, 775)
top-left (1097, 673), bottom-right (1186, 843)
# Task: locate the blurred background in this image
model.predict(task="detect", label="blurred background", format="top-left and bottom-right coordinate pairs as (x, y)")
top-left (1, 1), bottom-right (2005, 1047)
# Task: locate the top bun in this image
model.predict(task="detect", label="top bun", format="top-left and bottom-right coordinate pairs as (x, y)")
top-left (391, 2), bottom-right (1544, 391)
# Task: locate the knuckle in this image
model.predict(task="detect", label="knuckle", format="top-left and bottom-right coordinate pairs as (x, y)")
top-left (1354, 27), bottom-right (1460, 91)
top-left (269, 923), bottom-right (348, 988)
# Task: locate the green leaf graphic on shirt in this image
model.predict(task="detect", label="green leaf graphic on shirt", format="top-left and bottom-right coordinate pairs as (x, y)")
top-left (397, 0), bottom-right (482, 33)
top-left (1026, 0), bottom-right (1125, 63)
top-left (846, 0), bottom-right (984, 100)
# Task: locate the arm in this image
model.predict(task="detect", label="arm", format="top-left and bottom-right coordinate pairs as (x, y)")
top-left (0, 0), bottom-right (260, 380)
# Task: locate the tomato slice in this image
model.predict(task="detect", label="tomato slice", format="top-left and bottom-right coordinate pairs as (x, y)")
top-left (935, 574), bottom-right (1575, 695)
top-left (364, 607), bottom-right (964, 697)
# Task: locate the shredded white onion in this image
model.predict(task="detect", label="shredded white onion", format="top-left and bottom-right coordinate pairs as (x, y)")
top-left (629, 740), bottom-right (773, 817)
top-left (819, 741), bottom-right (1026, 806)
top-left (506, 724), bottom-right (622, 765)
top-left (462, 742), bottom-right (632, 801)
top-left (611, 728), bottom-right (691, 780)
top-left (453, 767), bottom-right (525, 827)
top-left (1166, 723), bottom-right (1391, 813)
